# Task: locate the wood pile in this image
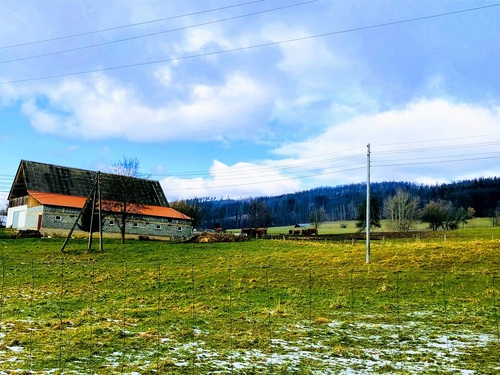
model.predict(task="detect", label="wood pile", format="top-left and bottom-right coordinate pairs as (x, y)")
top-left (17, 230), bottom-right (42, 238)
top-left (188, 232), bottom-right (248, 243)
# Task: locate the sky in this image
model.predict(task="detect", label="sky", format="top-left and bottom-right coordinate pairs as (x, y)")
top-left (1, 0), bottom-right (500, 208)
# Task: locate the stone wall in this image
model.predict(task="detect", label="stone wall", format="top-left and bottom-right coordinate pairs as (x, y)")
top-left (39, 206), bottom-right (192, 239)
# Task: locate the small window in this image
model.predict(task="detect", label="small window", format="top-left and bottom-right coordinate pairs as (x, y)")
top-left (177, 227), bottom-right (183, 232)
top-left (156, 224), bottom-right (162, 230)
top-left (133, 223), bottom-right (139, 228)
top-left (55, 215), bottom-right (62, 221)
top-left (109, 220), bottom-right (115, 226)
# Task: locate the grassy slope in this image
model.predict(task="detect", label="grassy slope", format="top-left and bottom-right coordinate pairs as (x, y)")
top-left (266, 217), bottom-right (496, 235)
top-left (0, 230), bottom-right (498, 373)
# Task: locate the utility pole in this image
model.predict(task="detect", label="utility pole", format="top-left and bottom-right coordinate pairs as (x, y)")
top-left (98, 172), bottom-right (103, 251)
top-left (60, 172), bottom-right (104, 252)
top-left (88, 172), bottom-right (104, 251)
top-left (87, 181), bottom-right (97, 251)
top-left (61, 175), bottom-right (98, 252)
top-left (366, 143), bottom-right (371, 264)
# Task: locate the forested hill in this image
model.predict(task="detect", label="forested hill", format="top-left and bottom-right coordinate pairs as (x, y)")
top-left (187, 177), bottom-right (500, 229)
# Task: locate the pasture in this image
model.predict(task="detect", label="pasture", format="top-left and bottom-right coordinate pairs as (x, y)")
top-left (0, 228), bottom-right (498, 374)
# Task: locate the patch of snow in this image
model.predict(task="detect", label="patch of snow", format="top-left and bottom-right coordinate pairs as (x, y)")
top-left (5, 346), bottom-right (23, 353)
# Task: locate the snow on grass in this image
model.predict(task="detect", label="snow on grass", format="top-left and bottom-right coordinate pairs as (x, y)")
top-left (0, 318), bottom-right (497, 374)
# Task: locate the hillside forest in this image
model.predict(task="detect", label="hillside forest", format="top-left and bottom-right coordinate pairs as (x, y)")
top-left (172, 178), bottom-right (500, 230)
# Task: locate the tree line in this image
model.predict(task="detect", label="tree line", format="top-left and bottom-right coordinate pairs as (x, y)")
top-left (172, 177), bottom-right (500, 231)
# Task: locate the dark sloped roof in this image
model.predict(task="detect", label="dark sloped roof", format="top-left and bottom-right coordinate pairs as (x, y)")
top-left (9, 160), bottom-right (169, 207)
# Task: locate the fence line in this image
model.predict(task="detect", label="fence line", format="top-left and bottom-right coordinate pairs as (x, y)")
top-left (0, 260), bottom-right (497, 374)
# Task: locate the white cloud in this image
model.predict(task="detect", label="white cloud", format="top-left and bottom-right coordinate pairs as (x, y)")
top-left (178, 26), bottom-right (233, 54)
top-left (161, 159), bottom-right (303, 200)
top-left (273, 99), bottom-right (500, 185)
top-left (11, 72), bottom-right (274, 142)
top-left (154, 66), bottom-right (173, 86)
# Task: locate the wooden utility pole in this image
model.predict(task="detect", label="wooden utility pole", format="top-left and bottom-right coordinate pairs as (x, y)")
top-left (366, 143), bottom-right (371, 264)
top-left (61, 175), bottom-right (98, 252)
top-left (87, 182), bottom-right (97, 251)
top-left (61, 172), bottom-right (104, 252)
top-left (87, 172), bottom-right (104, 251)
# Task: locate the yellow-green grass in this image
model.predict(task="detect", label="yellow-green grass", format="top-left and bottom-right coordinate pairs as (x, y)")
top-left (266, 217), bottom-right (496, 235)
top-left (0, 230), bottom-right (498, 373)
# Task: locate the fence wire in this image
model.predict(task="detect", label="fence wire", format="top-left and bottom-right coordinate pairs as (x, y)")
top-left (0, 259), bottom-right (497, 374)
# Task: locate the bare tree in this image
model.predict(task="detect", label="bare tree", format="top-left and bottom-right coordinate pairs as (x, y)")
top-left (108, 156), bottom-right (150, 178)
top-left (309, 207), bottom-right (326, 230)
top-left (102, 157), bottom-right (149, 244)
top-left (383, 189), bottom-right (420, 231)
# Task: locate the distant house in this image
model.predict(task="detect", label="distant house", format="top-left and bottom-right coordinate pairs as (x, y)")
top-left (7, 160), bottom-right (193, 239)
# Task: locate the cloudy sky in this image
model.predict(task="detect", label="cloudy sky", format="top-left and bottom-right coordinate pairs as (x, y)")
top-left (1, 0), bottom-right (500, 207)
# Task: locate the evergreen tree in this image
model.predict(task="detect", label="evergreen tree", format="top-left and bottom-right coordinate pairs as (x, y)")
top-left (356, 197), bottom-right (381, 231)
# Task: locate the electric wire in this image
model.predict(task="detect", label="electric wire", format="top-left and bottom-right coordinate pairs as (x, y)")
top-left (2, 2), bottom-right (499, 85)
top-left (0, 1), bottom-right (318, 65)
top-left (161, 166), bottom-right (367, 191)
top-left (1, 138), bottom-right (500, 194)
top-left (374, 150), bottom-right (500, 164)
top-left (373, 155), bottom-right (500, 168)
top-left (1, 152), bottom-right (498, 195)
top-left (375, 140), bottom-right (500, 155)
top-left (373, 132), bottom-right (500, 148)
top-left (0, 0), bottom-right (268, 50)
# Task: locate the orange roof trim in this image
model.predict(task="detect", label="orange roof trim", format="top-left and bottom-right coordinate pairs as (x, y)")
top-left (28, 191), bottom-right (192, 221)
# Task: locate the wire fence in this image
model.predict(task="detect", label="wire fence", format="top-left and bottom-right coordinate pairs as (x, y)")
top-left (0, 260), bottom-right (497, 374)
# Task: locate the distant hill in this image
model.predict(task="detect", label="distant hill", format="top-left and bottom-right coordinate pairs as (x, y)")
top-left (187, 178), bottom-right (500, 229)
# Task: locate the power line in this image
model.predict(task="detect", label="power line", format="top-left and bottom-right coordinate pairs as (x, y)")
top-left (0, 1), bottom-right (318, 65)
top-left (1, 138), bottom-right (499, 194)
top-left (2, 2), bottom-right (498, 85)
top-left (1, 143), bottom-right (498, 188)
top-left (375, 150), bottom-right (500, 164)
top-left (375, 140), bottom-right (500, 155)
top-left (0, 0), bottom-right (268, 50)
top-left (151, 155), bottom-right (364, 179)
top-left (373, 132), bottom-right (500, 148)
top-left (162, 166), bottom-right (367, 191)
top-left (161, 154), bottom-right (500, 191)
top-left (374, 154), bottom-right (500, 168)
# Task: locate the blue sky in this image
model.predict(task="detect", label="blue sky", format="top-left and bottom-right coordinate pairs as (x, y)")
top-left (1, 0), bottom-right (500, 208)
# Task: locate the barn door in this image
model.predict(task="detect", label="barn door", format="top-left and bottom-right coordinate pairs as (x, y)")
top-left (37, 214), bottom-right (43, 230)
top-left (12, 211), bottom-right (20, 229)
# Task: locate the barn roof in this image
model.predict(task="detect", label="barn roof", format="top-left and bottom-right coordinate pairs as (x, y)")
top-left (29, 191), bottom-right (192, 220)
top-left (9, 160), bottom-right (169, 207)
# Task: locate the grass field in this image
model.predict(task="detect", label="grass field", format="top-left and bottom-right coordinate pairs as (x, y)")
top-left (265, 218), bottom-right (496, 235)
top-left (0, 227), bottom-right (498, 374)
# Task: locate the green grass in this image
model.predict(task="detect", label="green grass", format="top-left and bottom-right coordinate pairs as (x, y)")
top-left (0, 229), bottom-right (498, 373)
top-left (266, 217), bottom-right (497, 235)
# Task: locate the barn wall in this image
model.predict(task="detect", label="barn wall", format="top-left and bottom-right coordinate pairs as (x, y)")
top-left (40, 206), bottom-right (192, 239)
top-left (41, 206), bottom-right (79, 233)
top-left (103, 216), bottom-right (192, 239)
top-left (25, 206), bottom-right (44, 230)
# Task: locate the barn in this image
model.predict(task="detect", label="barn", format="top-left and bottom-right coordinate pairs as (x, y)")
top-left (6, 160), bottom-right (193, 239)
